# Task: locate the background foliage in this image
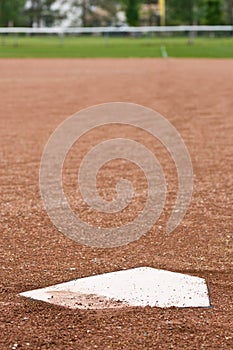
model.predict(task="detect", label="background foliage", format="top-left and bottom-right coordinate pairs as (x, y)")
top-left (0, 0), bottom-right (231, 27)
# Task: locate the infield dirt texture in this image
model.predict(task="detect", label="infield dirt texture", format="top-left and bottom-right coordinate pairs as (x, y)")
top-left (0, 58), bottom-right (232, 349)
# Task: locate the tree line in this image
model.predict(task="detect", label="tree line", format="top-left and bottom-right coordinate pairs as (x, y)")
top-left (0, 0), bottom-right (232, 27)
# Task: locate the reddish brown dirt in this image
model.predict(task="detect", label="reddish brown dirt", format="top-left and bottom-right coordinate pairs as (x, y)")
top-left (0, 59), bottom-right (232, 349)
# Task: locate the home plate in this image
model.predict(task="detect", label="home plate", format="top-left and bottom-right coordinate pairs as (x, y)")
top-left (20, 267), bottom-right (210, 309)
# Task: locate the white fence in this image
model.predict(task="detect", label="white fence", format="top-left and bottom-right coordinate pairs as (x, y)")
top-left (0, 25), bottom-right (232, 35)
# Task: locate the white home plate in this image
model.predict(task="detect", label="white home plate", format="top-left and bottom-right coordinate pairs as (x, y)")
top-left (20, 267), bottom-right (210, 309)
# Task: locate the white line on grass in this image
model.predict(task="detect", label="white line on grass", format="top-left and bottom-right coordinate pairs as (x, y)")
top-left (161, 45), bottom-right (168, 58)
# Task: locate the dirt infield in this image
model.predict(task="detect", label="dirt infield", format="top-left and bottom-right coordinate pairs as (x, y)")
top-left (0, 58), bottom-right (232, 349)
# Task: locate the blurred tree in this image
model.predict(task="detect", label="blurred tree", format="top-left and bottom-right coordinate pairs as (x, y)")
top-left (224, 0), bottom-right (233, 23)
top-left (0, 0), bottom-right (26, 26)
top-left (87, 0), bottom-right (118, 26)
top-left (25, 0), bottom-right (59, 27)
top-left (203, 0), bottom-right (224, 24)
top-left (140, 0), bottom-right (159, 26)
top-left (59, 0), bottom-right (117, 27)
top-left (96, 0), bottom-right (118, 20)
top-left (122, 0), bottom-right (143, 26)
top-left (81, 0), bottom-right (88, 26)
top-left (166, 0), bottom-right (204, 25)
top-left (59, 0), bottom-right (90, 27)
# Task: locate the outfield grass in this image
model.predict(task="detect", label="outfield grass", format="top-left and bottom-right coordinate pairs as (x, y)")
top-left (0, 35), bottom-right (232, 58)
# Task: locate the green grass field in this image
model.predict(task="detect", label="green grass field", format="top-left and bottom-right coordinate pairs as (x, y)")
top-left (0, 35), bottom-right (232, 58)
